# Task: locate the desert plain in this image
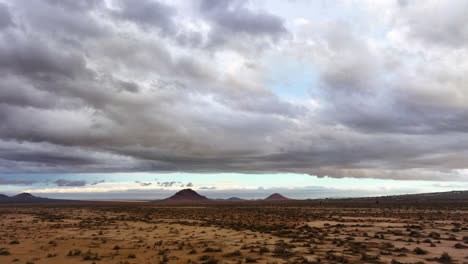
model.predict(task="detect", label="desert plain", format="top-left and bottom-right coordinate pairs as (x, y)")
top-left (0, 195), bottom-right (467, 264)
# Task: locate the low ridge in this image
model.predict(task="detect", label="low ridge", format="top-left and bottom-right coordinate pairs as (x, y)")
top-left (0, 193), bottom-right (76, 204)
top-left (226, 197), bottom-right (245, 201)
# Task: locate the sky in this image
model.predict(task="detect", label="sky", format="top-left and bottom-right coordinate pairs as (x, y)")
top-left (1, 0), bottom-right (468, 199)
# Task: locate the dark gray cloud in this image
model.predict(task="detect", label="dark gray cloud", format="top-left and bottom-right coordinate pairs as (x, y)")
top-left (199, 186), bottom-right (216, 190)
top-left (199, 0), bottom-right (287, 50)
top-left (13, 0), bottom-right (107, 40)
top-left (0, 2), bottom-right (14, 30)
top-left (395, 1), bottom-right (468, 48)
top-left (111, 0), bottom-right (176, 35)
top-left (135, 181), bottom-right (152, 187)
top-left (44, 0), bottom-right (103, 12)
top-left (0, 177), bottom-right (37, 185)
top-left (54, 179), bottom-right (87, 187)
top-left (90, 180), bottom-right (105, 185)
top-left (0, 0), bottom-right (467, 182)
top-left (200, 0), bottom-right (286, 37)
top-left (156, 181), bottom-right (184, 187)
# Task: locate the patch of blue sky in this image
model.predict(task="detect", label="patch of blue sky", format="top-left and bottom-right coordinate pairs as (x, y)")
top-left (266, 57), bottom-right (320, 100)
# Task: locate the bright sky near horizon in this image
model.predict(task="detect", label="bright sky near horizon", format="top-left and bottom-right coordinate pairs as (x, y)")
top-left (1, 173), bottom-right (468, 200)
top-left (1, 0), bottom-right (468, 199)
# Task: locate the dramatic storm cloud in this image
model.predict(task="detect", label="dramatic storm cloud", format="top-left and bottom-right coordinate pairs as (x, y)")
top-left (53, 179), bottom-right (87, 187)
top-left (1, 0), bottom-right (468, 182)
top-left (0, 177), bottom-right (37, 185)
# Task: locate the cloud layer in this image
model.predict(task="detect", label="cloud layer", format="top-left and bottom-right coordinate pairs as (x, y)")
top-left (1, 0), bottom-right (468, 181)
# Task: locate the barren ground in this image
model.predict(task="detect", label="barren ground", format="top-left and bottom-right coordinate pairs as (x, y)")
top-left (0, 201), bottom-right (467, 264)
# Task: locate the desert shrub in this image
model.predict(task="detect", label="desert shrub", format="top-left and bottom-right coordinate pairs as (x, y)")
top-left (0, 248), bottom-right (11, 255)
top-left (203, 259), bottom-right (219, 264)
top-left (83, 253), bottom-right (101, 261)
top-left (390, 260), bottom-right (425, 264)
top-left (128, 253), bottom-right (136, 258)
top-left (326, 253), bottom-right (348, 263)
top-left (188, 249), bottom-right (197, 254)
top-left (161, 254), bottom-right (169, 263)
top-left (428, 232), bottom-right (440, 239)
top-left (203, 247), bottom-right (222, 253)
top-left (273, 245), bottom-right (294, 258)
top-left (361, 253), bottom-right (379, 261)
top-left (223, 250), bottom-right (242, 257)
top-left (413, 247), bottom-right (428, 255)
top-left (245, 257), bottom-right (257, 263)
top-left (113, 245), bottom-right (121, 250)
top-left (9, 240), bottom-right (20, 245)
top-left (68, 249), bottom-right (82, 256)
top-left (439, 252), bottom-right (452, 262)
top-left (382, 242), bottom-right (395, 248)
top-left (241, 244), bottom-right (250, 250)
top-left (454, 243), bottom-right (468, 249)
top-left (158, 249), bottom-right (170, 255)
top-left (259, 247), bottom-right (270, 254)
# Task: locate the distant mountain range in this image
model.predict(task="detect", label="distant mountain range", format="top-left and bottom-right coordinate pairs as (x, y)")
top-left (158, 189), bottom-right (292, 202)
top-left (0, 189), bottom-right (467, 204)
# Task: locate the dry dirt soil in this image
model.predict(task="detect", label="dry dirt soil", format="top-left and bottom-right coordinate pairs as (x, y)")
top-left (0, 201), bottom-right (467, 264)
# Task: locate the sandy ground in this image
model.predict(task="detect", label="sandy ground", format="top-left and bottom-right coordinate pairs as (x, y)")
top-left (0, 204), bottom-right (467, 264)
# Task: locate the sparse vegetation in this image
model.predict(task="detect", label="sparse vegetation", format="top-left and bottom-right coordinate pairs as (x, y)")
top-left (0, 199), bottom-right (466, 264)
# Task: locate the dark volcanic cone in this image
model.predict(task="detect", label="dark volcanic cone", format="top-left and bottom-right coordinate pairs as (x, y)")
top-left (264, 193), bottom-right (291, 201)
top-left (163, 189), bottom-right (209, 202)
top-left (12, 192), bottom-right (36, 201)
